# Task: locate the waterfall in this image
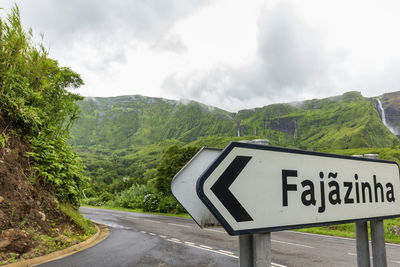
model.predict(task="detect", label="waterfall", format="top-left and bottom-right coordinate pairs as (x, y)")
top-left (377, 99), bottom-right (388, 126)
top-left (237, 126), bottom-right (240, 137)
top-left (377, 99), bottom-right (395, 134)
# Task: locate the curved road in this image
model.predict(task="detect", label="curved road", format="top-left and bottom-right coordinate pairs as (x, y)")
top-left (39, 207), bottom-right (400, 267)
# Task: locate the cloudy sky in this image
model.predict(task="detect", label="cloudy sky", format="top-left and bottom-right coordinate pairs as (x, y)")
top-left (2, 0), bottom-right (400, 111)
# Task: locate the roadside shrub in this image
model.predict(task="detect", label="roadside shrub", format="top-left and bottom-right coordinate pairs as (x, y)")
top-left (142, 193), bottom-right (185, 214)
top-left (98, 192), bottom-right (114, 202)
top-left (157, 195), bottom-right (185, 214)
top-left (142, 193), bottom-right (161, 212)
top-left (110, 184), bottom-right (153, 209)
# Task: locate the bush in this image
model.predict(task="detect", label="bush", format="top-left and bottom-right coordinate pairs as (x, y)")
top-left (110, 183), bottom-right (153, 209)
top-left (142, 193), bottom-right (185, 214)
top-left (157, 195), bottom-right (185, 214)
top-left (142, 193), bottom-right (161, 212)
top-left (98, 192), bottom-right (114, 202)
top-left (154, 145), bottom-right (200, 195)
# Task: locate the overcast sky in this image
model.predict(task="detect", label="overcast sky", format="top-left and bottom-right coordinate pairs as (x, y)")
top-left (2, 0), bottom-right (400, 111)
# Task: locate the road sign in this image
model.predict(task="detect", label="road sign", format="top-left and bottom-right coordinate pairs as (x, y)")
top-left (197, 142), bottom-right (400, 235)
top-left (171, 147), bottom-right (221, 227)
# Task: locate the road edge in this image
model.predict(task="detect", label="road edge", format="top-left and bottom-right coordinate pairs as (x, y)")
top-left (5, 224), bottom-right (110, 267)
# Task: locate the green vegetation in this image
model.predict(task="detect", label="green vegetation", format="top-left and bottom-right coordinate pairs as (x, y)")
top-left (0, 6), bottom-right (86, 205)
top-left (73, 92), bottom-right (400, 219)
top-left (0, 6), bottom-right (95, 265)
top-left (71, 96), bottom-right (236, 149)
top-left (71, 91), bottom-right (400, 243)
top-left (59, 204), bottom-right (96, 236)
top-left (82, 145), bottom-right (200, 214)
top-left (300, 218), bottom-right (400, 244)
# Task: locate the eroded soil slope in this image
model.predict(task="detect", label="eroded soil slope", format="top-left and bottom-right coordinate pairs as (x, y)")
top-left (0, 119), bottom-right (85, 264)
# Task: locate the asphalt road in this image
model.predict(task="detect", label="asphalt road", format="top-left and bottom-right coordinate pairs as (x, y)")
top-left (39, 207), bottom-right (400, 267)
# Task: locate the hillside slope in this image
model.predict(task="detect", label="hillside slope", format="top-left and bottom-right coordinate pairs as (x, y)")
top-left (72, 91), bottom-right (399, 151)
top-left (70, 91), bottom-right (400, 195)
top-left (71, 96), bottom-right (236, 149)
top-left (237, 91), bottom-right (399, 149)
top-left (0, 119), bottom-right (84, 263)
top-left (0, 7), bottom-right (93, 265)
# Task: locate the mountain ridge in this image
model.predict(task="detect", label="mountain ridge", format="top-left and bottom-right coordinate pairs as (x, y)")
top-left (71, 90), bottom-right (400, 200)
top-left (71, 91), bottom-right (400, 151)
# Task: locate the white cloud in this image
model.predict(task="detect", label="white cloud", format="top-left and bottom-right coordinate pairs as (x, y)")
top-left (2, 0), bottom-right (400, 111)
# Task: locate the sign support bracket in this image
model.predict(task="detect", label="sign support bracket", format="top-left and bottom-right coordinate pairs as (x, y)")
top-left (355, 221), bottom-right (370, 266)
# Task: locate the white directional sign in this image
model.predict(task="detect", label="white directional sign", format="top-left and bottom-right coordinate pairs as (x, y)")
top-left (171, 147), bottom-right (221, 227)
top-left (197, 142), bottom-right (400, 235)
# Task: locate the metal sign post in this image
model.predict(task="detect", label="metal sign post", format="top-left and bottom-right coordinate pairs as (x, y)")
top-left (364, 154), bottom-right (387, 267)
top-left (355, 221), bottom-right (370, 267)
top-left (352, 154), bottom-right (371, 267)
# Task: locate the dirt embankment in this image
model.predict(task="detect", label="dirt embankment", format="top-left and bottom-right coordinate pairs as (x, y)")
top-left (0, 119), bottom-right (83, 264)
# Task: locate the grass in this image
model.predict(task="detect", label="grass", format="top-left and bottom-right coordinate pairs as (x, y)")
top-left (80, 204), bottom-right (191, 219)
top-left (60, 203), bottom-right (97, 235)
top-left (297, 218), bottom-right (400, 244)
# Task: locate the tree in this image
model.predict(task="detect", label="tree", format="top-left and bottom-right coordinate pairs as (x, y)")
top-left (154, 145), bottom-right (199, 195)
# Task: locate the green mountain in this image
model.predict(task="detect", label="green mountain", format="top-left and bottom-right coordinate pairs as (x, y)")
top-left (71, 95), bottom-right (236, 149)
top-left (72, 91), bottom-right (399, 151)
top-left (71, 91), bottom-right (400, 194)
top-left (237, 91), bottom-right (399, 150)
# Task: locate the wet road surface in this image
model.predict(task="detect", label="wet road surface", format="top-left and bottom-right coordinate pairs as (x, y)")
top-left (39, 207), bottom-right (400, 267)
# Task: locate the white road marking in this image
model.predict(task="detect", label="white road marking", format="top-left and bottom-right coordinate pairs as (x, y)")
top-left (159, 235), bottom-right (167, 238)
top-left (218, 249), bottom-right (234, 255)
top-left (205, 228), bottom-right (226, 234)
top-left (166, 238), bottom-right (287, 267)
top-left (272, 239), bottom-right (314, 248)
top-left (184, 242), bottom-right (238, 258)
top-left (149, 233), bottom-right (156, 236)
top-left (348, 252), bottom-right (400, 264)
top-left (167, 239), bottom-right (182, 244)
top-left (288, 231), bottom-right (355, 241)
top-left (167, 223), bottom-right (191, 228)
top-left (144, 219), bottom-right (161, 223)
top-left (140, 231), bottom-right (147, 234)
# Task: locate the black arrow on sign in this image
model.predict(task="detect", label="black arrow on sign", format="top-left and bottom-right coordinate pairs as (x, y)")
top-left (211, 155), bottom-right (253, 222)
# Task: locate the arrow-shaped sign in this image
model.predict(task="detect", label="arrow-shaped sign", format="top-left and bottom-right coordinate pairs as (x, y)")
top-left (211, 156), bottom-right (253, 222)
top-left (197, 142), bottom-right (400, 235)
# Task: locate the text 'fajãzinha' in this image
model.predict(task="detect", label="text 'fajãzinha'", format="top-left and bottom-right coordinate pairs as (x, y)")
top-left (282, 169), bottom-right (395, 213)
